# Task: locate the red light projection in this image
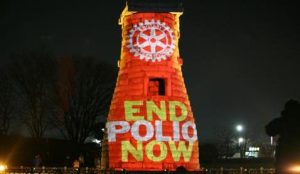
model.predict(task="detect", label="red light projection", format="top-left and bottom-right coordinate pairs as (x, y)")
top-left (102, 8), bottom-right (200, 172)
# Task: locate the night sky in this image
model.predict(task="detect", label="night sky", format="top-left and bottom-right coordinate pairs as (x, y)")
top-left (1, 0), bottom-right (299, 142)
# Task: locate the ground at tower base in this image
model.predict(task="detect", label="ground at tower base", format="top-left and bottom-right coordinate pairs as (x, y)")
top-left (0, 135), bottom-right (277, 173)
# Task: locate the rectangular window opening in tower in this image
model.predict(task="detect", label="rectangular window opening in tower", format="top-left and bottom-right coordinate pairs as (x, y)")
top-left (148, 78), bottom-right (166, 96)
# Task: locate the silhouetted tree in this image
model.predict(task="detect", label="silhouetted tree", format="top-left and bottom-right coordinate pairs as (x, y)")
top-left (253, 142), bottom-right (275, 158)
top-left (10, 51), bottom-right (56, 138)
top-left (54, 56), bottom-right (116, 143)
top-left (266, 99), bottom-right (300, 174)
top-left (215, 127), bottom-right (235, 158)
top-left (0, 71), bottom-right (15, 135)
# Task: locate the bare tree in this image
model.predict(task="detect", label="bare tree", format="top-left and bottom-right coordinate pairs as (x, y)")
top-left (54, 56), bottom-right (116, 143)
top-left (215, 127), bottom-right (235, 158)
top-left (0, 71), bottom-right (15, 135)
top-left (10, 51), bottom-right (56, 138)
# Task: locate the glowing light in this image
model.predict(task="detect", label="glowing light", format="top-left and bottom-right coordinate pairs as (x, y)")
top-left (0, 164), bottom-right (7, 172)
top-left (249, 147), bottom-right (260, 151)
top-left (288, 165), bottom-right (300, 173)
top-left (236, 125), bottom-right (243, 132)
top-left (238, 137), bottom-right (244, 144)
top-left (92, 139), bottom-right (101, 144)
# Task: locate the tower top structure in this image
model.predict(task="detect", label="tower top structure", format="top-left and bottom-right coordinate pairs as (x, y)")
top-left (127, 0), bottom-right (184, 12)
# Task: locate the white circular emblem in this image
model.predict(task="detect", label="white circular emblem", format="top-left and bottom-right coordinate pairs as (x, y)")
top-left (126, 20), bottom-right (175, 62)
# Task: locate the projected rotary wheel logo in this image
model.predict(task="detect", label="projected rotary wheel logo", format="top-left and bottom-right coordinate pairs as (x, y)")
top-left (127, 20), bottom-right (175, 62)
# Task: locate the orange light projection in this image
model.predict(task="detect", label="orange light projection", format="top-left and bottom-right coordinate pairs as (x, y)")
top-left (103, 6), bottom-right (200, 171)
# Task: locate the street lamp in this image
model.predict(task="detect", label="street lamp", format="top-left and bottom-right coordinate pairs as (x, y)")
top-left (238, 137), bottom-right (244, 146)
top-left (238, 137), bottom-right (245, 158)
top-left (235, 124), bottom-right (245, 158)
top-left (236, 124), bottom-right (243, 132)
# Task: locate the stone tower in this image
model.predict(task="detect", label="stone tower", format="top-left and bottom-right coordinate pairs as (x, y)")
top-left (102, 0), bottom-right (200, 171)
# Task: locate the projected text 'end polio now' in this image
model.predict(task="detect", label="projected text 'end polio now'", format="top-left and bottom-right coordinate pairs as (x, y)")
top-left (107, 100), bottom-right (198, 162)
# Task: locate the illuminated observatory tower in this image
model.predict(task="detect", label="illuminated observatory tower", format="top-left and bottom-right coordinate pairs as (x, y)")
top-left (102, 0), bottom-right (200, 171)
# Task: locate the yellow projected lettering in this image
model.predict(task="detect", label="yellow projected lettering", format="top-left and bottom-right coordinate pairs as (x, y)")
top-left (114, 100), bottom-right (197, 162)
top-left (169, 141), bottom-right (194, 162)
top-left (121, 141), bottom-right (143, 162)
top-left (145, 140), bottom-right (167, 162)
top-left (169, 101), bottom-right (188, 121)
top-left (146, 101), bottom-right (166, 121)
top-left (124, 101), bottom-right (144, 121)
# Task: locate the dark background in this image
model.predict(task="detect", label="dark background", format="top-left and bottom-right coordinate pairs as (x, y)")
top-left (0, 0), bottom-right (299, 143)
